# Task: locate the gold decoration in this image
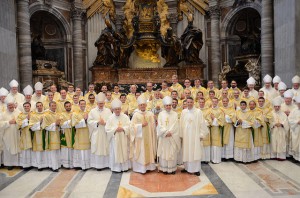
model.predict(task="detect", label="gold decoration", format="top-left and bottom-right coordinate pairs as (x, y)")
top-left (83, 0), bottom-right (116, 21)
top-left (177, 0), bottom-right (208, 21)
top-left (135, 40), bottom-right (161, 63)
top-left (157, 0), bottom-right (170, 36)
top-left (218, 62), bottom-right (231, 82)
top-left (123, 0), bottom-right (136, 38)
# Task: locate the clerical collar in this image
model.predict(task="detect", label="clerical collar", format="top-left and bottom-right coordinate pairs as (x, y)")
top-left (97, 107), bottom-right (104, 111)
top-left (212, 106), bottom-right (218, 109)
top-left (241, 109), bottom-right (247, 112)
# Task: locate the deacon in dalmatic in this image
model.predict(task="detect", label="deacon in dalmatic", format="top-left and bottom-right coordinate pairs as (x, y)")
top-left (105, 99), bottom-right (131, 172)
top-left (180, 97), bottom-right (209, 176)
top-left (42, 101), bottom-right (61, 171)
top-left (88, 93), bottom-right (112, 170)
top-left (72, 100), bottom-right (91, 170)
top-left (130, 95), bottom-right (157, 174)
top-left (157, 96), bottom-right (180, 174)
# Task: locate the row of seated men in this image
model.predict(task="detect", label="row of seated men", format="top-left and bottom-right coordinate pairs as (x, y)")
top-left (0, 74), bottom-right (299, 175)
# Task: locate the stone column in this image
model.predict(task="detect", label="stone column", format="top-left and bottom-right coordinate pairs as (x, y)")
top-left (168, 13), bottom-right (178, 35)
top-left (209, 2), bottom-right (221, 86)
top-left (71, 5), bottom-right (84, 88)
top-left (17, 0), bottom-right (32, 89)
top-left (261, 0), bottom-right (274, 78)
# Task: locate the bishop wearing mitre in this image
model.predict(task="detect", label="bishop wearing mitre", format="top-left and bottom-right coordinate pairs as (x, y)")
top-left (88, 93), bottom-right (112, 170)
top-left (130, 95), bottom-right (157, 174)
top-left (180, 97), bottom-right (209, 176)
top-left (157, 96), bottom-right (180, 174)
top-left (105, 99), bottom-right (131, 172)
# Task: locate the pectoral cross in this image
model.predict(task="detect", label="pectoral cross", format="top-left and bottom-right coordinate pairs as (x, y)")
top-left (118, 121), bottom-right (122, 127)
top-left (165, 118), bottom-right (169, 126)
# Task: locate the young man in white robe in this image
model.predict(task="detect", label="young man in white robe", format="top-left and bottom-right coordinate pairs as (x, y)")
top-left (130, 95), bottom-right (157, 174)
top-left (180, 97), bottom-right (209, 176)
top-left (71, 100), bottom-right (91, 170)
top-left (288, 95), bottom-right (300, 161)
top-left (29, 102), bottom-right (48, 170)
top-left (88, 93), bottom-right (112, 170)
top-left (42, 101), bottom-right (61, 171)
top-left (157, 96), bottom-right (180, 174)
top-left (17, 102), bottom-right (32, 169)
top-left (60, 101), bottom-right (74, 168)
top-left (270, 98), bottom-right (289, 160)
top-left (0, 95), bottom-right (21, 170)
top-left (105, 99), bottom-right (131, 172)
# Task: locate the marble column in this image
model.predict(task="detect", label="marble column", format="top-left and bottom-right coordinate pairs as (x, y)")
top-left (17, 0), bottom-right (32, 89)
top-left (209, 3), bottom-right (221, 86)
top-left (71, 6), bottom-right (84, 88)
top-left (261, 0), bottom-right (274, 78)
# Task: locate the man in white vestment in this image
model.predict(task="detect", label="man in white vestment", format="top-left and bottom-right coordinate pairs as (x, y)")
top-left (247, 77), bottom-right (258, 99)
top-left (260, 74), bottom-right (278, 100)
top-left (290, 75), bottom-right (300, 98)
top-left (274, 82), bottom-right (287, 105)
top-left (105, 99), bottom-right (131, 172)
top-left (18, 85), bottom-right (35, 112)
top-left (157, 96), bottom-right (180, 174)
top-left (0, 95), bottom-right (21, 170)
top-left (270, 98), bottom-right (289, 160)
top-left (288, 95), bottom-right (300, 161)
top-left (7, 79), bottom-right (25, 107)
top-left (180, 97), bottom-right (209, 176)
top-left (130, 95), bottom-right (157, 174)
top-left (88, 93), bottom-right (112, 170)
top-left (0, 87), bottom-right (9, 165)
top-left (31, 82), bottom-right (45, 103)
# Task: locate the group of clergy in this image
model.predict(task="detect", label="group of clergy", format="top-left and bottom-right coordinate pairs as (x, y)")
top-left (0, 73), bottom-right (299, 176)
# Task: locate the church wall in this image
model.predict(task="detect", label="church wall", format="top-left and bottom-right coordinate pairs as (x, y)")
top-left (274, 0), bottom-right (296, 87)
top-left (295, 0), bottom-right (300, 77)
top-left (0, 0), bottom-right (18, 89)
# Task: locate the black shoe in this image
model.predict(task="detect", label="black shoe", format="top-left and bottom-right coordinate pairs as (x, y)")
top-left (112, 171), bottom-right (121, 174)
top-left (171, 171), bottom-right (176, 175)
top-left (163, 171), bottom-right (168, 175)
top-left (23, 167), bottom-right (31, 171)
top-left (38, 168), bottom-right (43, 171)
top-left (7, 166), bottom-right (13, 170)
top-left (52, 169), bottom-right (59, 172)
top-left (194, 172), bottom-right (200, 176)
top-left (181, 169), bottom-right (187, 173)
top-left (97, 168), bottom-right (103, 171)
top-left (123, 170), bottom-right (128, 173)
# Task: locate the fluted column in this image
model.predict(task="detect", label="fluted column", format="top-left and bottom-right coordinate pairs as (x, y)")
top-left (71, 5), bottom-right (84, 88)
top-left (17, 0), bottom-right (32, 89)
top-left (261, 0), bottom-right (274, 77)
top-left (209, 3), bottom-right (221, 86)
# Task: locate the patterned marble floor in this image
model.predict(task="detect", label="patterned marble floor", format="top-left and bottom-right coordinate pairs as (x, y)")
top-left (0, 160), bottom-right (300, 198)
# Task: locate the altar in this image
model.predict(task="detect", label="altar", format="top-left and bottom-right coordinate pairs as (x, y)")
top-left (89, 0), bottom-right (205, 85)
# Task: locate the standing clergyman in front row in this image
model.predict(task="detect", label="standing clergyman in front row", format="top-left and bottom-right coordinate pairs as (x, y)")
top-left (180, 97), bottom-right (209, 176)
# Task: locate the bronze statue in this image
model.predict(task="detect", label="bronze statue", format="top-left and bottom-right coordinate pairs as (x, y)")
top-left (161, 27), bottom-right (182, 67)
top-left (94, 19), bottom-right (117, 66)
top-left (115, 27), bottom-right (134, 68)
top-left (31, 34), bottom-right (46, 60)
top-left (180, 14), bottom-right (204, 65)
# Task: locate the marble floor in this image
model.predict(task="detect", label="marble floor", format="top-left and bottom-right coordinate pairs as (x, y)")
top-left (0, 159), bottom-right (300, 198)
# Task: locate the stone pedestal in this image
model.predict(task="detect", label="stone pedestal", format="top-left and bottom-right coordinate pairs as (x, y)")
top-left (90, 65), bottom-right (205, 84)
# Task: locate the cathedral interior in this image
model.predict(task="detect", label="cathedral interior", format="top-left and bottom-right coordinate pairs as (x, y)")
top-left (0, 0), bottom-right (299, 91)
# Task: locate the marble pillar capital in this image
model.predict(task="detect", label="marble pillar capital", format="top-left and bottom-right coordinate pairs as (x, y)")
top-left (209, 5), bottom-right (220, 19)
top-left (71, 5), bottom-right (84, 20)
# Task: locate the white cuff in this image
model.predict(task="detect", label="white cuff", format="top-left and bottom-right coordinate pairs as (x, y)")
top-left (212, 118), bottom-right (219, 126)
top-left (253, 120), bottom-right (261, 129)
top-left (242, 121), bottom-right (251, 128)
top-left (31, 122), bottom-right (41, 131)
top-left (45, 123), bottom-right (57, 131)
top-left (21, 118), bottom-right (29, 128)
top-left (61, 120), bottom-right (71, 129)
top-left (75, 119), bottom-right (87, 129)
top-left (225, 115), bottom-right (232, 123)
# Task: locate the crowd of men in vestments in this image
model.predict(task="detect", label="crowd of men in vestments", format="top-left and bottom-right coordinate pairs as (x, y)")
top-left (0, 74), bottom-right (299, 176)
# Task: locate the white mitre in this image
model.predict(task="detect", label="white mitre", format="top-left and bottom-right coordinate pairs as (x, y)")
top-left (111, 99), bottom-right (122, 109)
top-left (5, 94), bottom-right (15, 104)
top-left (272, 75), bottom-right (281, 83)
top-left (163, 96), bottom-right (172, 105)
top-left (137, 95), bottom-right (147, 105)
top-left (96, 92), bottom-right (106, 103)
top-left (295, 95), bottom-right (300, 103)
top-left (292, 75), bottom-right (300, 84)
top-left (272, 97), bottom-right (282, 106)
top-left (247, 77), bottom-right (256, 85)
top-left (9, 79), bottom-right (19, 88)
top-left (0, 87), bottom-right (9, 97)
top-left (278, 82), bottom-right (287, 91)
top-left (34, 82), bottom-right (43, 91)
top-left (23, 85), bottom-right (33, 96)
top-left (263, 74), bottom-right (272, 83)
top-left (283, 90), bottom-right (293, 98)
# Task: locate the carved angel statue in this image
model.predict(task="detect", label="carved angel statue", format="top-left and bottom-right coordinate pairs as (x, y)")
top-left (218, 62), bottom-right (231, 82)
top-left (123, 0), bottom-right (136, 38)
top-left (245, 58), bottom-right (261, 83)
